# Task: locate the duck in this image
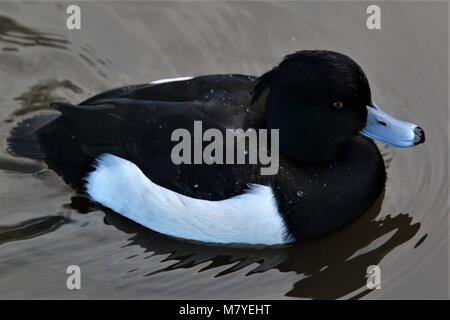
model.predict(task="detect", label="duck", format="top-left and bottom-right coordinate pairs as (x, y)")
top-left (7, 50), bottom-right (425, 245)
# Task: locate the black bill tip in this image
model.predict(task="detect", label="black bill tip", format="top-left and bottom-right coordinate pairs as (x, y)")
top-left (413, 126), bottom-right (425, 145)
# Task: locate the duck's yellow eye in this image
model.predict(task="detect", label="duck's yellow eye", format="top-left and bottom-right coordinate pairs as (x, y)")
top-left (333, 101), bottom-right (344, 109)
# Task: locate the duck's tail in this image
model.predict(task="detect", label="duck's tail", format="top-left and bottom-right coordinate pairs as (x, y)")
top-left (7, 110), bottom-right (94, 189)
top-left (85, 153), bottom-right (289, 245)
top-left (7, 113), bottom-right (59, 159)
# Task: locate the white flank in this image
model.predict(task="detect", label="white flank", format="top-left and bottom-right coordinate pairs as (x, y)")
top-left (150, 76), bottom-right (193, 84)
top-left (85, 154), bottom-right (288, 245)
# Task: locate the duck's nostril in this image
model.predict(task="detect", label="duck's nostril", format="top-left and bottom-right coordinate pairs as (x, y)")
top-left (414, 126), bottom-right (425, 144)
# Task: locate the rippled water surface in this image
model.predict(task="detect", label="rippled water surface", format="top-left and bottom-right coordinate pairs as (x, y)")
top-left (0, 1), bottom-right (448, 299)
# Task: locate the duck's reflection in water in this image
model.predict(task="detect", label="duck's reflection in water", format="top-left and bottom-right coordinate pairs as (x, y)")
top-left (70, 190), bottom-right (420, 299)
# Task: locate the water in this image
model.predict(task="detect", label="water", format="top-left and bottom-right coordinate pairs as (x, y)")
top-left (0, 1), bottom-right (448, 299)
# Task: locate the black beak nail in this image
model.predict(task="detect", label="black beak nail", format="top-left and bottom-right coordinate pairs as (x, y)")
top-left (413, 126), bottom-right (425, 145)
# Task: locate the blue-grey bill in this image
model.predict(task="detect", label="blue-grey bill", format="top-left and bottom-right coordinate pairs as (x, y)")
top-left (359, 103), bottom-right (425, 148)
